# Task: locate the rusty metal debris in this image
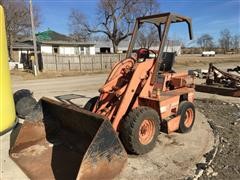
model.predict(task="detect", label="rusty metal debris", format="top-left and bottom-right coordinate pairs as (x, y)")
top-left (188, 69), bottom-right (208, 79)
top-left (195, 63), bottom-right (240, 97)
top-left (227, 66), bottom-right (240, 74)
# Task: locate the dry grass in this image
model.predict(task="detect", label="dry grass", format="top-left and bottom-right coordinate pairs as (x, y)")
top-left (175, 54), bottom-right (240, 66)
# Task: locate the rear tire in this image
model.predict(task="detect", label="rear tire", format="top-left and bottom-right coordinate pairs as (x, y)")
top-left (178, 101), bottom-right (195, 133)
top-left (119, 107), bottom-right (160, 155)
top-left (84, 96), bottom-right (99, 111)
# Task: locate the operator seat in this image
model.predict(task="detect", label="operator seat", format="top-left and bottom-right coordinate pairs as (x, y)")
top-left (159, 52), bottom-right (176, 72)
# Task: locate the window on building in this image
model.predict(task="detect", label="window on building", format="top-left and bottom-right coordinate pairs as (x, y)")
top-left (53, 46), bottom-right (59, 54)
top-left (80, 47), bottom-right (84, 54)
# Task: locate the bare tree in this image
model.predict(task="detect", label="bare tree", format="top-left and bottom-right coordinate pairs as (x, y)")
top-left (69, 9), bottom-right (90, 41)
top-left (0, 0), bottom-right (41, 58)
top-left (197, 34), bottom-right (214, 51)
top-left (137, 27), bottom-right (158, 48)
top-left (219, 29), bottom-right (232, 53)
top-left (231, 34), bottom-right (240, 53)
top-left (69, 0), bottom-right (160, 53)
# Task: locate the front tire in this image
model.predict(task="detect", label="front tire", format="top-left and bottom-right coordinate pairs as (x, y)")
top-left (119, 107), bottom-right (160, 155)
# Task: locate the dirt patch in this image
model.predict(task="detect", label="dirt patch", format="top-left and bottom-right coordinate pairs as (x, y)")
top-left (195, 98), bottom-right (240, 180)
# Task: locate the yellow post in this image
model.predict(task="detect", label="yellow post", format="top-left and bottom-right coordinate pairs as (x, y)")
top-left (0, 5), bottom-right (17, 135)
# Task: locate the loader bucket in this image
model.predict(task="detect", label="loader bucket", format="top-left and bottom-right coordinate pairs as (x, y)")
top-left (9, 97), bottom-right (127, 180)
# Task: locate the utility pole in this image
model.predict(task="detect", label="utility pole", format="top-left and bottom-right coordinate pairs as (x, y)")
top-left (30, 0), bottom-right (39, 76)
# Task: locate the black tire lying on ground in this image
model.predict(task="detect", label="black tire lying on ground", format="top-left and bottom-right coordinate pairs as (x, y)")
top-left (13, 89), bottom-right (32, 104)
top-left (14, 89), bottom-right (40, 120)
top-left (15, 96), bottom-right (37, 119)
top-left (25, 100), bottom-right (43, 122)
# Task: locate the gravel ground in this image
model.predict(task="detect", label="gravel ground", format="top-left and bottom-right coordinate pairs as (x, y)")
top-left (195, 98), bottom-right (240, 180)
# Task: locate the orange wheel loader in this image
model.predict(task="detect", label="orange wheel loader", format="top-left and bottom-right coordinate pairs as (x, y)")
top-left (10, 13), bottom-right (195, 179)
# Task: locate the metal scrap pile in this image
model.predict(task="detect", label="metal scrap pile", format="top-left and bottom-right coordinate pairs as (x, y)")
top-left (195, 63), bottom-right (240, 97)
top-left (206, 63), bottom-right (240, 88)
top-left (227, 66), bottom-right (240, 74)
top-left (188, 69), bottom-right (208, 79)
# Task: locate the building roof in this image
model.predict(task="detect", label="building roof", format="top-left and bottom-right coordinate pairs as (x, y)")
top-left (12, 42), bottom-right (34, 50)
top-left (36, 29), bottom-right (71, 42)
top-left (41, 40), bottom-right (95, 46)
top-left (16, 29), bottom-right (95, 46)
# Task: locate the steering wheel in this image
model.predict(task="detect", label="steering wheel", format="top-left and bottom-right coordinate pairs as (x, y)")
top-left (136, 48), bottom-right (157, 59)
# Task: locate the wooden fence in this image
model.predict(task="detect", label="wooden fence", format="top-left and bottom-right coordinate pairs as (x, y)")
top-left (42, 53), bottom-right (126, 72)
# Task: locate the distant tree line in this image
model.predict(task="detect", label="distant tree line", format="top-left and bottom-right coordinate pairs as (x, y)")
top-left (197, 29), bottom-right (240, 54)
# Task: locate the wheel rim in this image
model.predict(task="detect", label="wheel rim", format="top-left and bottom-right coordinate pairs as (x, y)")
top-left (139, 119), bottom-right (155, 145)
top-left (184, 108), bottom-right (194, 128)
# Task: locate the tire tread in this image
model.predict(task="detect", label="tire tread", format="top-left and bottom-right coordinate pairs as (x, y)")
top-left (119, 106), bottom-right (160, 154)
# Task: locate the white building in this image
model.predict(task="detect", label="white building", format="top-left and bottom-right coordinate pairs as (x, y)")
top-left (95, 40), bottom-right (182, 55)
top-left (12, 29), bottom-right (96, 70)
top-left (40, 41), bottom-right (95, 55)
top-left (35, 29), bottom-right (96, 55)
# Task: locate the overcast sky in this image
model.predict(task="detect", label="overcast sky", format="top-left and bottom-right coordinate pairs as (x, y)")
top-left (35, 0), bottom-right (240, 45)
